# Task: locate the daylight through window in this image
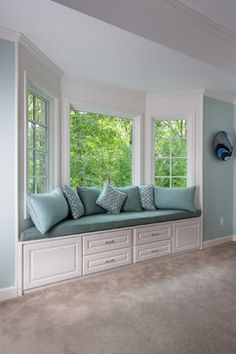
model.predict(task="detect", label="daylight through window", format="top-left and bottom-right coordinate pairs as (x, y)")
top-left (27, 92), bottom-right (49, 194)
top-left (70, 110), bottom-right (133, 188)
top-left (154, 119), bottom-right (187, 187)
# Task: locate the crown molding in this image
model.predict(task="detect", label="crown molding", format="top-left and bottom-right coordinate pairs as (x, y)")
top-left (146, 89), bottom-right (205, 99)
top-left (0, 26), bottom-right (21, 42)
top-left (204, 90), bottom-right (236, 104)
top-left (146, 89), bottom-right (236, 104)
top-left (153, 0), bottom-right (236, 47)
top-left (0, 26), bottom-right (63, 78)
top-left (19, 34), bottom-right (63, 78)
top-left (62, 74), bottom-right (145, 97)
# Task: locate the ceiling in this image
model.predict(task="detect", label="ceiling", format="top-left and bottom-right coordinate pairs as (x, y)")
top-left (1, 0), bottom-right (236, 95)
top-left (178, 0), bottom-right (236, 33)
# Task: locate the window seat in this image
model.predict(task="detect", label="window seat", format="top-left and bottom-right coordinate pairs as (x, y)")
top-left (20, 209), bottom-right (201, 242)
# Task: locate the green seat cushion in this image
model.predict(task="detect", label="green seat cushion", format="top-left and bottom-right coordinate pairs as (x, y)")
top-left (77, 187), bottom-right (105, 216)
top-left (20, 209), bottom-right (201, 241)
top-left (117, 186), bottom-right (142, 212)
top-left (154, 186), bottom-right (196, 212)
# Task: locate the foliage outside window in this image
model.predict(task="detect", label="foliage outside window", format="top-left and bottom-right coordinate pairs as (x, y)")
top-left (154, 119), bottom-right (187, 187)
top-left (70, 110), bottom-right (133, 188)
top-left (27, 92), bottom-right (49, 194)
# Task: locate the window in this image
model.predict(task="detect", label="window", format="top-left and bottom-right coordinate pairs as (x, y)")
top-left (70, 109), bottom-right (133, 188)
top-left (27, 92), bottom-right (49, 194)
top-left (154, 119), bottom-right (188, 187)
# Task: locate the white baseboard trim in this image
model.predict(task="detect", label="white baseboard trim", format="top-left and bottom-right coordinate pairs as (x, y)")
top-left (232, 235), bottom-right (236, 242)
top-left (203, 235), bottom-right (233, 249)
top-left (0, 286), bottom-right (17, 302)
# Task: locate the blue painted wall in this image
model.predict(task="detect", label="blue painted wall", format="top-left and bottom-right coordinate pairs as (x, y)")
top-left (203, 97), bottom-right (234, 241)
top-left (0, 39), bottom-right (16, 288)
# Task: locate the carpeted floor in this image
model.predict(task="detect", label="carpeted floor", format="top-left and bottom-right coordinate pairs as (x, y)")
top-left (0, 242), bottom-right (236, 354)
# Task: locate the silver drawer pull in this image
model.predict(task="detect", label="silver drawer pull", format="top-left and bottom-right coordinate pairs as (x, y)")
top-left (151, 232), bottom-right (160, 237)
top-left (105, 259), bottom-right (115, 263)
top-left (151, 249), bottom-right (160, 253)
top-left (105, 240), bottom-right (115, 244)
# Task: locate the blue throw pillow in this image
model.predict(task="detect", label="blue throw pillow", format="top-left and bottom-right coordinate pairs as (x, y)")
top-left (154, 186), bottom-right (196, 212)
top-left (96, 184), bottom-right (127, 214)
top-left (117, 186), bottom-right (142, 212)
top-left (139, 185), bottom-right (156, 210)
top-left (26, 187), bottom-right (69, 235)
top-left (77, 187), bottom-right (105, 216)
top-left (62, 185), bottom-right (84, 219)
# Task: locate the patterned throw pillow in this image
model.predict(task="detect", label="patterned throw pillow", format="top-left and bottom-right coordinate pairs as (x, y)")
top-left (62, 185), bottom-right (84, 219)
top-left (139, 184), bottom-right (156, 210)
top-left (96, 184), bottom-right (127, 214)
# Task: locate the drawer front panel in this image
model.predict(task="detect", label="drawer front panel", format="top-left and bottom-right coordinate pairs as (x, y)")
top-left (134, 240), bottom-right (171, 263)
top-left (23, 238), bottom-right (82, 290)
top-left (83, 229), bottom-right (132, 255)
top-left (173, 219), bottom-right (201, 253)
top-left (83, 247), bottom-right (131, 275)
top-left (134, 224), bottom-right (172, 245)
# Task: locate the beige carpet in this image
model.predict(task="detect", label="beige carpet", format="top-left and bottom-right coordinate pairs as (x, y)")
top-left (0, 242), bottom-right (236, 354)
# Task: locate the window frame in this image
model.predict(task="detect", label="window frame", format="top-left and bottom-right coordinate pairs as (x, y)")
top-left (63, 99), bottom-right (142, 187)
top-left (27, 90), bottom-right (49, 194)
top-left (152, 114), bottom-right (195, 187)
top-left (23, 74), bottom-right (59, 219)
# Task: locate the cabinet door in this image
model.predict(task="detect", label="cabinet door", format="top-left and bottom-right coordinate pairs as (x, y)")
top-left (23, 237), bottom-right (82, 290)
top-left (173, 218), bottom-right (201, 253)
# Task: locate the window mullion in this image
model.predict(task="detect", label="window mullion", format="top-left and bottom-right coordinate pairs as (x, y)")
top-left (170, 122), bottom-right (172, 187)
top-left (33, 95), bottom-right (37, 193)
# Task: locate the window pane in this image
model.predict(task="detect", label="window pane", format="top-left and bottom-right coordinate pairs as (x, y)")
top-left (36, 152), bottom-right (47, 177)
top-left (28, 122), bottom-right (34, 150)
top-left (155, 158), bottom-right (170, 176)
top-left (35, 125), bottom-right (47, 151)
top-left (155, 177), bottom-right (170, 187)
top-left (155, 139), bottom-right (170, 158)
top-left (28, 149), bottom-right (34, 177)
top-left (172, 120), bottom-right (187, 138)
top-left (172, 178), bottom-right (187, 187)
top-left (28, 93), bottom-right (34, 121)
top-left (28, 177), bottom-right (35, 193)
top-left (155, 120), bottom-right (171, 139)
top-left (70, 111), bottom-right (132, 188)
top-left (27, 92), bottom-right (49, 195)
top-left (172, 158), bottom-right (187, 177)
top-left (172, 139), bottom-right (187, 157)
top-left (36, 177), bottom-right (47, 194)
top-left (35, 97), bottom-right (47, 125)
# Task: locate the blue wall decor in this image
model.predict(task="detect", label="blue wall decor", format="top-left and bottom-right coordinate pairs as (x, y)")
top-left (213, 131), bottom-right (233, 161)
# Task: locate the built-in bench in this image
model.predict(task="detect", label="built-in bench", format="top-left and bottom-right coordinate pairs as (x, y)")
top-left (18, 209), bottom-right (202, 295)
top-left (20, 209), bottom-right (201, 241)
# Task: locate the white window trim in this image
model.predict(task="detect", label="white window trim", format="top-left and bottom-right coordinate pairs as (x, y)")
top-left (23, 71), bottom-right (59, 219)
top-left (61, 98), bottom-right (142, 187)
top-left (151, 114), bottom-right (195, 187)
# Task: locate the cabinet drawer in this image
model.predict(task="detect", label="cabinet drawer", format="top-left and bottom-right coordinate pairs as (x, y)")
top-left (83, 247), bottom-right (131, 275)
top-left (133, 240), bottom-right (171, 263)
top-left (83, 229), bottom-right (132, 255)
top-left (173, 218), bottom-right (201, 253)
top-left (134, 223), bottom-right (172, 245)
top-left (23, 238), bottom-right (82, 290)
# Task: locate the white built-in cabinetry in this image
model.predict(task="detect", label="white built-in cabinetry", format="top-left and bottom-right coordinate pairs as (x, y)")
top-left (20, 217), bottom-right (202, 293)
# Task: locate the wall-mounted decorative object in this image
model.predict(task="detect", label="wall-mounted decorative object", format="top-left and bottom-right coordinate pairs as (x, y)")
top-left (213, 131), bottom-right (233, 161)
